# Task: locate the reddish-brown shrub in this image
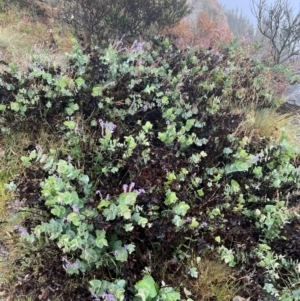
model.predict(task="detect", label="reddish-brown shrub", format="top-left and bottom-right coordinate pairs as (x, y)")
top-left (165, 1), bottom-right (233, 49)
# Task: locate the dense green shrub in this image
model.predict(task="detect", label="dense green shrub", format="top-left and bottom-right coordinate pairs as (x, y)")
top-left (2, 38), bottom-right (300, 300)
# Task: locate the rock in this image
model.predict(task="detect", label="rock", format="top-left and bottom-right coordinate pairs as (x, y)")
top-left (284, 83), bottom-right (300, 106)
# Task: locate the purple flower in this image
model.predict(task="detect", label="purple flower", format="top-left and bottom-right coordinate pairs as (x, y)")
top-left (105, 194), bottom-right (110, 200)
top-left (107, 122), bottom-right (117, 132)
top-left (14, 225), bottom-right (28, 236)
top-left (129, 182), bottom-right (135, 192)
top-left (96, 190), bottom-right (103, 198)
top-left (99, 119), bottom-right (117, 135)
top-left (113, 34), bottom-right (125, 49)
top-left (19, 227), bottom-right (28, 236)
top-left (71, 204), bottom-right (79, 213)
top-left (101, 293), bottom-right (115, 301)
top-left (65, 262), bottom-right (79, 270)
top-left (71, 262), bottom-right (79, 269)
top-left (114, 250), bottom-right (119, 256)
top-left (200, 222), bottom-right (208, 228)
top-left (134, 188), bottom-right (145, 195)
top-left (62, 257), bottom-right (79, 269)
top-left (250, 152), bottom-right (264, 164)
top-left (67, 155), bottom-right (73, 163)
top-left (130, 40), bottom-right (144, 53)
top-left (99, 119), bottom-right (105, 127)
top-left (122, 184), bottom-right (128, 193)
top-left (185, 217), bottom-right (192, 223)
top-left (251, 155), bottom-right (260, 163)
top-left (136, 42), bottom-right (144, 52)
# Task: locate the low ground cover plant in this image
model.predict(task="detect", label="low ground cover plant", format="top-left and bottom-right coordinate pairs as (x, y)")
top-left (0, 34), bottom-right (300, 301)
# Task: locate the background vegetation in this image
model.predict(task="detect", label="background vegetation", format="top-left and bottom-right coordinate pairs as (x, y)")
top-left (59, 0), bottom-right (190, 46)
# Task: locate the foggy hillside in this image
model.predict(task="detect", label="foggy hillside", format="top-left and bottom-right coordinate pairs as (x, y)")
top-left (186, 0), bottom-right (230, 30)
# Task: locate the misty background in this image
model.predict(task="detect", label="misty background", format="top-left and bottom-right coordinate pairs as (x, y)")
top-left (218, 0), bottom-right (300, 25)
